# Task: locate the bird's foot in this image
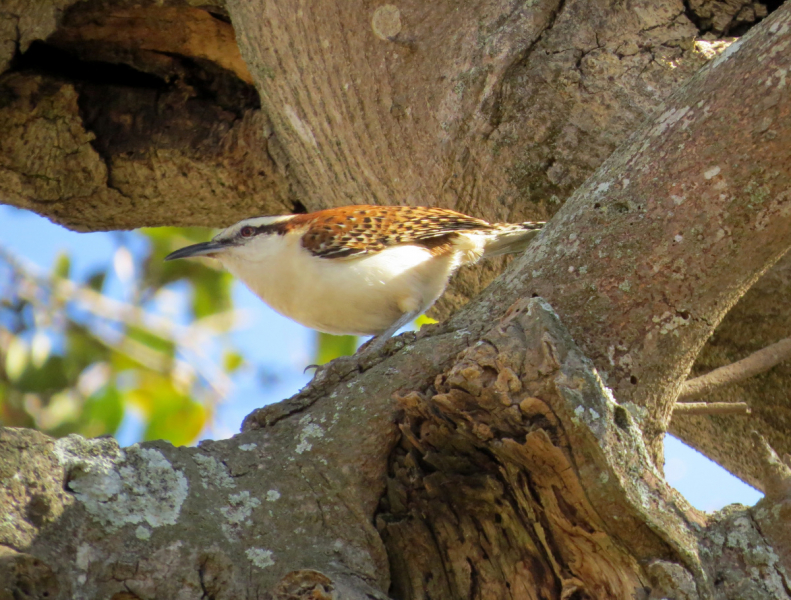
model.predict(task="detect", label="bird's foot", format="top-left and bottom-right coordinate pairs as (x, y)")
top-left (305, 330), bottom-right (418, 383)
top-left (305, 354), bottom-right (362, 383)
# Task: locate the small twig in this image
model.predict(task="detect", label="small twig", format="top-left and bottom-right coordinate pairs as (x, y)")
top-left (672, 401), bottom-right (751, 416)
top-left (679, 336), bottom-right (791, 402)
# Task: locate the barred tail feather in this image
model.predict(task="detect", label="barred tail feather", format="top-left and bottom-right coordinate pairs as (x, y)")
top-left (482, 221), bottom-right (545, 258)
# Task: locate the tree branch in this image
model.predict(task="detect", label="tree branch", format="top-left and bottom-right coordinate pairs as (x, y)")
top-left (451, 5), bottom-right (791, 458)
top-left (679, 336), bottom-right (791, 402)
top-left (672, 401), bottom-right (751, 416)
top-left (2, 0), bottom-right (791, 597)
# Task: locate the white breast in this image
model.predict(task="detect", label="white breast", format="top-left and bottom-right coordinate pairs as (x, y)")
top-left (218, 234), bottom-right (459, 336)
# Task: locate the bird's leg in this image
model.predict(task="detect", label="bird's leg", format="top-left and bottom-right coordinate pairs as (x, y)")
top-left (308, 311), bottom-right (420, 381)
top-left (359, 310), bottom-right (420, 356)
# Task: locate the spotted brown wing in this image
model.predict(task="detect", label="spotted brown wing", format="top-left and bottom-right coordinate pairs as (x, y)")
top-left (293, 205), bottom-right (494, 259)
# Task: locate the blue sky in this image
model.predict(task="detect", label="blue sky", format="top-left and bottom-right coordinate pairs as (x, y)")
top-left (0, 205), bottom-right (762, 511)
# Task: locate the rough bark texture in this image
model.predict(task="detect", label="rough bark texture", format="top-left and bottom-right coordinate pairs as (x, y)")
top-left (2, 0), bottom-right (791, 597)
top-left (449, 4), bottom-right (791, 459)
top-left (226, 0), bottom-right (713, 319)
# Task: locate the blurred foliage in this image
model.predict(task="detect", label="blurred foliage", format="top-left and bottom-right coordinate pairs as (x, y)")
top-left (0, 227), bottom-right (243, 445)
top-left (314, 332), bottom-right (357, 366)
top-left (313, 314), bottom-right (439, 365)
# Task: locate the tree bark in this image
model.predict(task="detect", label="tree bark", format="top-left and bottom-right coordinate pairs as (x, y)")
top-left (454, 7), bottom-right (791, 458)
top-left (2, 0), bottom-right (791, 598)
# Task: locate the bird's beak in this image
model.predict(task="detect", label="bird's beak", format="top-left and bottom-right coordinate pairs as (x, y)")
top-left (164, 240), bottom-right (230, 261)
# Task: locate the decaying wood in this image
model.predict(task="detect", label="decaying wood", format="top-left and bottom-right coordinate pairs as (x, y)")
top-left (687, 0), bottom-right (770, 36)
top-left (380, 300), bottom-right (705, 599)
top-left (0, 1), bottom-right (293, 231)
top-left (3, 299), bottom-right (790, 598)
top-left (49, 6), bottom-right (253, 84)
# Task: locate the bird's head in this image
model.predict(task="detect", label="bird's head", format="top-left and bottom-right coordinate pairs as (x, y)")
top-left (164, 216), bottom-right (294, 264)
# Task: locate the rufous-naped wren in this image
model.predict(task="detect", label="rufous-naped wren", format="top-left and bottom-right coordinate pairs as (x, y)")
top-left (166, 205), bottom-right (544, 352)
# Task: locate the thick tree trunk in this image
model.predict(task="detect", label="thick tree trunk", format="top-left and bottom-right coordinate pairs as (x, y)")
top-left (1, 0), bottom-right (791, 598)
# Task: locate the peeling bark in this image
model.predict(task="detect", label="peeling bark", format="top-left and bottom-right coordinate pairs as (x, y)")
top-left (380, 301), bottom-right (699, 599)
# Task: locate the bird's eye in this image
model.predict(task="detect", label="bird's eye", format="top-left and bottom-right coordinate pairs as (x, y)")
top-left (240, 226), bottom-right (255, 238)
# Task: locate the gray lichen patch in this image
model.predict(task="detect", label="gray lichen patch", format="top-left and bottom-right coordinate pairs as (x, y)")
top-left (53, 433), bottom-right (122, 477)
top-left (54, 435), bottom-right (188, 531)
top-left (220, 491), bottom-right (261, 526)
top-left (701, 505), bottom-right (789, 598)
top-left (295, 416), bottom-right (325, 454)
top-left (193, 452), bottom-right (236, 489)
top-left (245, 547), bottom-right (275, 569)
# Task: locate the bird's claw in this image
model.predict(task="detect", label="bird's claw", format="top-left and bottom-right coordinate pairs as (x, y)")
top-left (307, 355), bottom-right (361, 382)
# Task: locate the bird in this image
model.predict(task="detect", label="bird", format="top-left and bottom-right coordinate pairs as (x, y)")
top-left (165, 205), bottom-right (544, 355)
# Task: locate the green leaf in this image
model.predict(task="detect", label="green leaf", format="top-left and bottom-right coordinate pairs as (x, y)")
top-left (14, 355), bottom-right (70, 393)
top-left (64, 325), bottom-right (109, 378)
top-left (141, 227), bottom-right (218, 287)
top-left (133, 373), bottom-right (206, 445)
top-left (144, 397), bottom-right (207, 446)
top-left (139, 227), bottom-right (233, 319)
top-left (192, 270), bottom-right (233, 319)
top-left (314, 332), bottom-right (357, 366)
top-left (85, 270), bottom-right (107, 292)
top-left (222, 351), bottom-right (245, 373)
top-left (415, 314), bottom-right (438, 329)
top-left (108, 350), bottom-right (140, 372)
top-left (126, 372), bottom-right (206, 445)
top-left (5, 336), bottom-right (28, 381)
top-left (52, 252), bottom-right (71, 279)
top-left (82, 384), bottom-right (124, 437)
top-left (126, 326), bottom-right (175, 358)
